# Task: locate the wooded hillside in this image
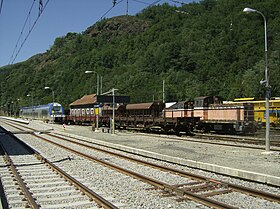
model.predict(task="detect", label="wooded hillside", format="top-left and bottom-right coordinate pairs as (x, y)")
top-left (1, 0), bottom-right (280, 110)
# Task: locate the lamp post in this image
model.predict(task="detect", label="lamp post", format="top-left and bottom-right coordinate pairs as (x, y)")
top-left (243, 7), bottom-right (270, 151)
top-left (27, 94), bottom-right (34, 119)
top-left (85, 71), bottom-right (100, 95)
top-left (16, 98), bottom-right (20, 117)
top-left (44, 86), bottom-right (55, 125)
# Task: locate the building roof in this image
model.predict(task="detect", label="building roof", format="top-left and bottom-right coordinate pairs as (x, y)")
top-left (69, 94), bottom-right (97, 107)
top-left (126, 102), bottom-right (155, 110)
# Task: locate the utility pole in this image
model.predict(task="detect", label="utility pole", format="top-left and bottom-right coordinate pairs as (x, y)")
top-left (126, 0), bottom-right (129, 15)
top-left (163, 80), bottom-right (166, 103)
top-left (102, 88), bottom-right (118, 134)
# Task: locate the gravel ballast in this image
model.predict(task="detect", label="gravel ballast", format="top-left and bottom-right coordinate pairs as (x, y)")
top-left (0, 119), bottom-right (279, 208)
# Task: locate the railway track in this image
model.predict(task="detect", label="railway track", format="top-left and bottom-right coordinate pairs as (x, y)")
top-left (1, 119), bottom-right (280, 208)
top-left (93, 123), bottom-right (280, 151)
top-left (127, 130), bottom-right (280, 151)
top-left (0, 126), bottom-right (118, 209)
top-left (193, 132), bottom-right (280, 150)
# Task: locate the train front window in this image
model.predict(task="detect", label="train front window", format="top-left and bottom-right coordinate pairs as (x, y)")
top-left (53, 106), bottom-right (62, 114)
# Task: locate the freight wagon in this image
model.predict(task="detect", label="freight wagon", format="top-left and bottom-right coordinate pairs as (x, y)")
top-left (115, 101), bottom-right (199, 135)
top-left (65, 94), bottom-right (256, 135)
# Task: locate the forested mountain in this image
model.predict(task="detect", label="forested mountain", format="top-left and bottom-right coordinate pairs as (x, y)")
top-left (1, 0), bottom-right (280, 110)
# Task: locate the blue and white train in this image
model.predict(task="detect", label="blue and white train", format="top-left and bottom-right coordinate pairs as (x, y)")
top-left (20, 103), bottom-right (65, 122)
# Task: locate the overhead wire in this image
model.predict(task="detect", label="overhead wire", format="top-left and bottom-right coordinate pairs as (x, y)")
top-left (126, 0), bottom-right (128, 15)
top-left (8, 0), bottom-right (36, 64)
top-left (8, 0), bottom-right (166, 65)
top-left (131, 0), bottom-right (150, 5)
top-left (97, 0), bottom-right (125, 22)
top-left (169, 0), bottom-right (186, 5)
top-left (9, 0), bottom-right (123, 65)
top-left (97, 0), bottom-right (163, 24)
top-left (0, 0), bottom-right (3, 15)
top-left (131, 0), bottom-right (163, 7)
top-left (9, 0), bottom-right (50, 65)
top-left (149, 0), bottom-right (162, 6)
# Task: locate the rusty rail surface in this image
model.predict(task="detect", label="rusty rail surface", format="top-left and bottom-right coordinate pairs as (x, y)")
top-left (136, 131), bottom-right (280, 151)
top-left (0, 125), bottom-right (118, 209)
top-left (51, 132), bottom-right (280, 204)
top-left (1, 121), bottom-right (237, 208)
top-left (2, 120), bottom-right (280, 207)
top-left (0, 142), bottom-right (40, 209)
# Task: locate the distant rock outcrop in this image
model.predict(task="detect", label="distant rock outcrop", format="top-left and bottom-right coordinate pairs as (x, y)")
top-left (84, 15), bottom-right (149, 38)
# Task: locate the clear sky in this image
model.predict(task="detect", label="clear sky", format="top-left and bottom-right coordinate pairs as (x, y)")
top-left (0, 0), bottom-right (197, 68)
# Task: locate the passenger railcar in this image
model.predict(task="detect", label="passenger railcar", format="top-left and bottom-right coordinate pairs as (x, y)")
top-left (20, 103), bottom-right (65, 122)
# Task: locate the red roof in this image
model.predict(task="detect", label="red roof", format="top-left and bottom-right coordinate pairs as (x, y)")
top-left (126, 102), bottom-right (154, 110)
top-left (69, 94), bottom-right (97, 106)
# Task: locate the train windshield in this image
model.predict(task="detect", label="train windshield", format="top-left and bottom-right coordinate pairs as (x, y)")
top-left (53, 106), bottom-right (63, 114)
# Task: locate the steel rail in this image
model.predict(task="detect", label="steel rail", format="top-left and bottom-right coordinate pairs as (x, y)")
top-left (194, 133), bottom-right (280, 147)
top-left (1, 121), bottom-right (236, 208)
top-left (0, 142), bottom-right (40, 209)
top-left (50, 132), bottom-right (280, 204)
top-left (31, 133), bottom-right (237, 209)
top-left (3, 121), bottom-right (280, 205)
top-left (136, 131), bottom-right (280, 151)
top-left (34, 153), bottom-right (118, 209)
top-left (1, 125), bottom-right (118, 209)
top-left (3, 118), bottom-right (280, 150)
